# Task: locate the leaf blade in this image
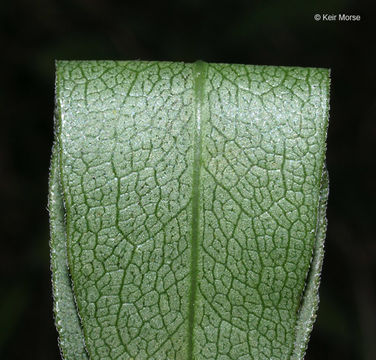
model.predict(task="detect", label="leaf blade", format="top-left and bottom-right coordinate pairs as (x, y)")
top-left (49, 143), bottom-right (89, 359)
top-left (51, 60), bottom-right (330, 360)
top-left (57, 60), bottom-right (196, 359)
top-left (193, 63), bottom-right (330, 359)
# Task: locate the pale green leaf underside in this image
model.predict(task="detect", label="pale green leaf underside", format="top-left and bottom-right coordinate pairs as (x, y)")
top-left (49, 60), bottom-right (330, 360)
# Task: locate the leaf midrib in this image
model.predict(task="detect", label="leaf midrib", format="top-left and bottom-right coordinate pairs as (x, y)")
top-left (187, 60), bottom-right (207, 359)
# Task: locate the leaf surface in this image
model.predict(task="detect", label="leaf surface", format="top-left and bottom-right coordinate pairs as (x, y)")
top-left (49, 60), bottom-right (330, 360)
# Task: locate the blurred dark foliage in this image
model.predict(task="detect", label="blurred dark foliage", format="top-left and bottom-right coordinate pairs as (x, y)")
top-left (1, 0), bottom-right (375, 359)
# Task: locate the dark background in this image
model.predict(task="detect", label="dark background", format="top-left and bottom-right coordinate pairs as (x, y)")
top-left (1, 0), bottom-right (375, 359)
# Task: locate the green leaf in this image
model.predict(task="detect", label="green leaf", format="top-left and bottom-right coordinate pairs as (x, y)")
top-left (49, 60), bottom-right (330, 360)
